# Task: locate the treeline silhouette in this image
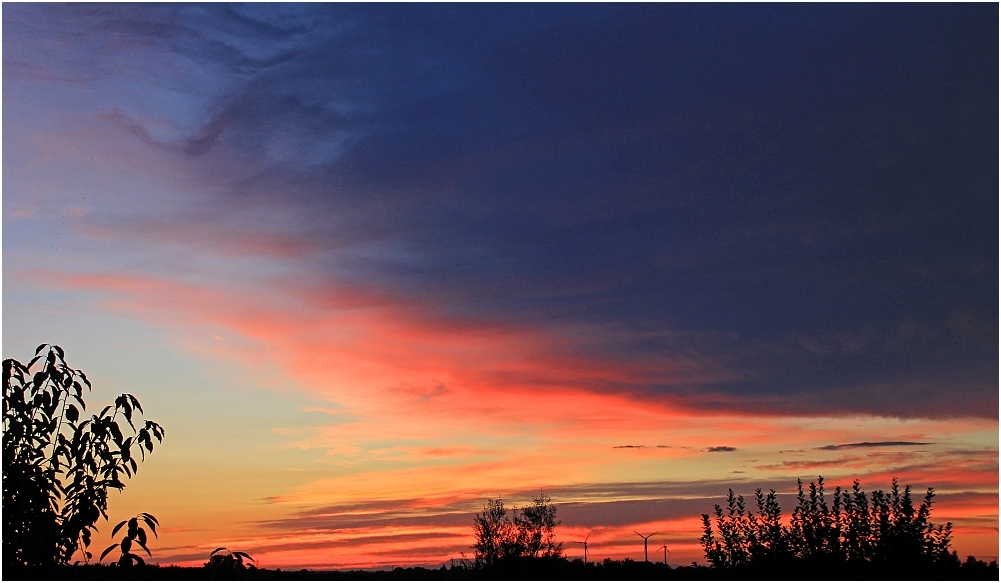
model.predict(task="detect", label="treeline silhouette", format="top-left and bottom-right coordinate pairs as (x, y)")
top-left (10, 556), bottom-right (999, 581)
top-left (456, 478), bottom-right (996, 580)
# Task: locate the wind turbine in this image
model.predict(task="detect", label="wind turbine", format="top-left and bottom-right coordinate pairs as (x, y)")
top-left (634, 531), bottom-right (659, 563)
top-left (571, 531), bottom-right (592, 564)
top-left (658, 543), bottom-right (671, 564)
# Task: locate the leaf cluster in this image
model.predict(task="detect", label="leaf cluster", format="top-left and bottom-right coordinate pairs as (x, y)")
top-left (99, 513), bottom-right (159, 567)
top-left (700, 476), bottom-right (957, 571)
top-left (2, 344), bottom-right (165, 569)
top-left (472, 493), bottom-right (563, 567)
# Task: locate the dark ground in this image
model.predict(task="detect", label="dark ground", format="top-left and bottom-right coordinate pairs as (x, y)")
top-left (6, 557), bottom-right (999, 581)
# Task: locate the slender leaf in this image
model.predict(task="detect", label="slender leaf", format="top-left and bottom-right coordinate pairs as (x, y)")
top-left (142, 515), bottom-right (158, 537)
top-left (99, 543), bottom-right (119, 562)
top-left (136, 537), bottom-right (151, 557)
top-left (128, 394), bottom-right (143, 415)
top-left (111, 519), bottom-right (129, 538)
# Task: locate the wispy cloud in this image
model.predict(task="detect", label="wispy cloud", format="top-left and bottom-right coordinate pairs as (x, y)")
top-left (818, 441), bottom-right (932, 451)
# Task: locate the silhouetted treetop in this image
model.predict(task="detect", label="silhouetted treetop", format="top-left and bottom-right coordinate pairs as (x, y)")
top-left (472, 493), bottom-right (562, 566)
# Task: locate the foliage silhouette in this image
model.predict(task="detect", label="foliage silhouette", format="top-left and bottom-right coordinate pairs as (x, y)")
top-left (700, 476), bottom-right (959, 574)
top-left (204, 547), bottom-right (257, 579)
top-left (472, 492), bottom-right (562, 567)
top-left (3, 344), bottom-right (164, 570)
top-left (100, 512), bottom-right (159, 567)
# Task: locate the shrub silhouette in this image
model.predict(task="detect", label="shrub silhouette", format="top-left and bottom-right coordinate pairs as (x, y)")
top-left (700, 476), bottom-right (958, 571)
top-left (204, 547), bottom-right (256, 579)
top-left (2, 344), bottom-right (164, 570)
top-left (472, 492), bottom-right (563, 566)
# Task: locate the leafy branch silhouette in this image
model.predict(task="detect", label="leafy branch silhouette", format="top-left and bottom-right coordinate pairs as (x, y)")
top-left (3, 344), bottom-right (164, 570)
top-left (100, 512), bottom-right (159, 567)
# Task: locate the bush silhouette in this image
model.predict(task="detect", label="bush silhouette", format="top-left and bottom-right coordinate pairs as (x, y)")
top-left (2, 344), bottom-right (164, 570)
top-left (204, 547), bottom-right (256, 579)
top-left (700, 476), bottom-right (958, 572)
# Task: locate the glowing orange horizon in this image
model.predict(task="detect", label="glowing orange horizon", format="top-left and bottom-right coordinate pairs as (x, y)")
top-left (10, 268), bottom-right (998, 569)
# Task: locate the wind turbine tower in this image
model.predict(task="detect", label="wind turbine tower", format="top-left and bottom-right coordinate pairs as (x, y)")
top-left (658, 543), bottom-right (671, 565)
top-left (634, 531), bottom-right (659, 563)
top-left (572, 532), bottom-right (592, 564)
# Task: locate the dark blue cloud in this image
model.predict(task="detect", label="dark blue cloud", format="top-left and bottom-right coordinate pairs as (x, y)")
top-left (5, 4), bottom-right (996, 417)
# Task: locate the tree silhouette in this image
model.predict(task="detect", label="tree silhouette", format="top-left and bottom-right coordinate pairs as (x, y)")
top-left (3, 344), bottom-right (164, 570)
top-left (516, 492), bottom-right (563, 558)
top-left (472, 493), bottom-right (563, 566)
top-left (700, 477), bottom-right (957, 572)
top-left (472, 499), bottom-right (510, 566)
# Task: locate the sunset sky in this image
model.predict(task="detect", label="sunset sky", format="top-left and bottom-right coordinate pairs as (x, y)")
top-left (3, 3), bottom-right (997, 569)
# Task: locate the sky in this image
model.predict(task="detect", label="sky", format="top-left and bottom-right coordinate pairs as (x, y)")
top-left (2, 3), bottom-right (998, 569)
